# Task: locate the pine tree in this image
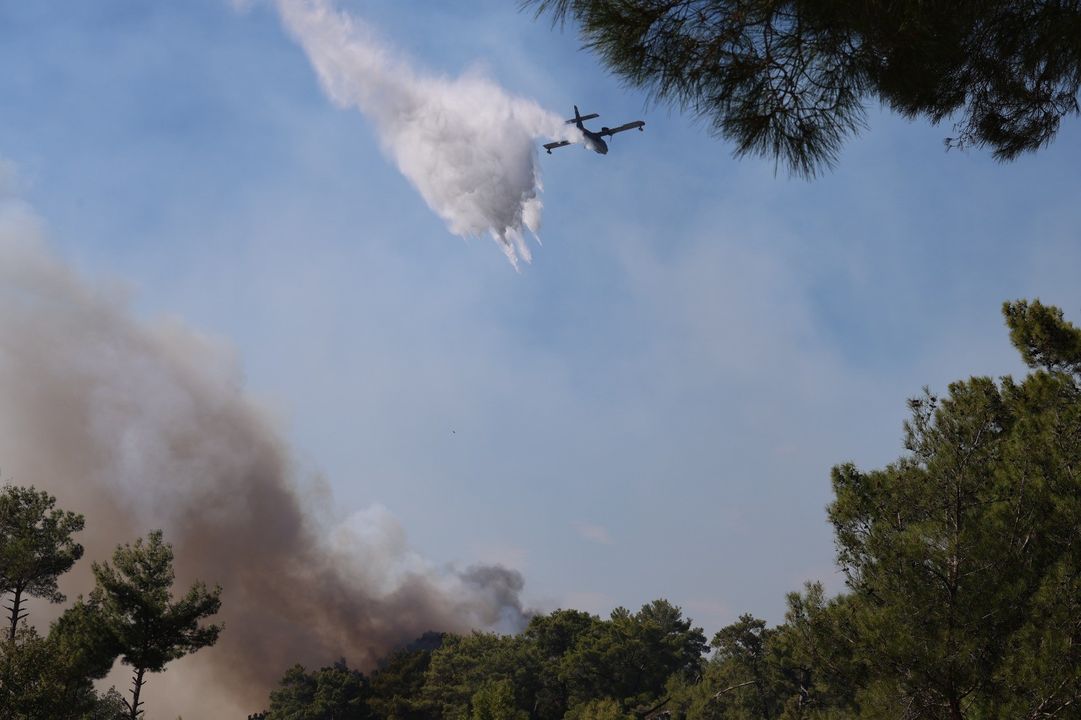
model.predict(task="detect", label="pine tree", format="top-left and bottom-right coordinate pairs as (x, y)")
top-left (91, 530), bottom-right (222, 720)
top-left (823, 300), bottom-right (1081, 718)
top-left (0, 486), bottom-right (84, 641)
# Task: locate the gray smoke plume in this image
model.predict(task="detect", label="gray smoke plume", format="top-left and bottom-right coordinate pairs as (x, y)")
top-left (276, 0), bottom-right (577, 268)
top-left (0, 196), bottom-right (528, 716)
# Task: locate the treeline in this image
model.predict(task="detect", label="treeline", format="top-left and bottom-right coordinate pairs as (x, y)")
top-left (260, 602), bottom-right (706, 720)
top-left (257, 300), bottom-right (1081, 720)
top-left (0, 489), bottom-right (221, 720)
top-left (4, 299), bottom-right (1080, 720)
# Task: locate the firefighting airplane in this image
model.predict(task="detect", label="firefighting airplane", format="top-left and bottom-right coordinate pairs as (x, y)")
top-left (544, 106), bottom-right (645, 155)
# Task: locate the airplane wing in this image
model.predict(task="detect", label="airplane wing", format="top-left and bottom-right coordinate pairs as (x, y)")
top-left (598, 121), bottom-right (645, 137)
top-left (543, 140), bottom-right (573, 154)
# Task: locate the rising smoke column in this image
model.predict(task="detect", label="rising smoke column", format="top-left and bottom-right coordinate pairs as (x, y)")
top-left (0, 197), bottom-right (528, 716)
top-left (277, 0), bottom-right (575, 268)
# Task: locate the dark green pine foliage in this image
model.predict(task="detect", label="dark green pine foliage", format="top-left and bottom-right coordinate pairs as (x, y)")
top-left (49, 596), bottom-right (124, 684)
top-left (559, 600), bottom-right (707, 714)
top-left (422, 632), bottom-right (539, 720)
top-left (524, 0), bottom-right (1081, 176)
top-left (991, 299), bottom-right (1081, 717)
top-left (0, 487), bottom-right (126, 720)
top-left (1004, 299), bottom-right (1081, 374)
top-left (526, 609), bottom-right (602, 720)
top-left (368, 638), bottom-right (442, 720)
top-left (709, 615), bottom-right (781, 719)
top-left (0, 625), bottom-right (125, 720)
top-left (357, 601), bottom-right (705, 720)
top-left (91, 530), bottom-right (222, 720)
top-left (469, 678), bottom-right (528, 720)
top-left (665, 593), bottom-right (861, 720)
top-left (0, 485), bottom-right (85, 642)
top-left (768, 584), bottom-right (864, 718)
top-left (567, 697), bottom-right (632, 720)
top-left (268, 661), bottom-right (374, 720)
top-left (824, 301), bottom-right (1081, 719)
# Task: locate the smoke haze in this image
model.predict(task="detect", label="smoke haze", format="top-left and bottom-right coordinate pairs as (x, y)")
top-left (0, 196), bottom-right (528, 716)
top-left (276, 0), bottom-right (575, 268)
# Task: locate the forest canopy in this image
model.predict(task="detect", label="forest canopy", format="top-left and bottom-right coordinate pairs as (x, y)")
top-left (251, 299), bottom-right (1081, 720)
top-left (3, 300), bottom-right (1080, 719)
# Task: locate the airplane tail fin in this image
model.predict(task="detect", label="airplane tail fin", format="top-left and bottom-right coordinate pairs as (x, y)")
top-left (564, 107), bottom-right (599, 125)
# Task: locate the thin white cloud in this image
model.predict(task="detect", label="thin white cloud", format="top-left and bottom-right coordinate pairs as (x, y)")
top-left (575, 521), bottom-right (614, 545)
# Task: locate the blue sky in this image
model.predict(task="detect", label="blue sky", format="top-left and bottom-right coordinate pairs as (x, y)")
top-left (2, 0), bottom-right (1080, 637)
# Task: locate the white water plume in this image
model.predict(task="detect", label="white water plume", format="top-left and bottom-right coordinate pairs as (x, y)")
top-left (277, 0), bottom-right (576, 268)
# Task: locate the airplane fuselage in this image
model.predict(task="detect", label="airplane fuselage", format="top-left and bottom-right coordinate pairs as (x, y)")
top-left (580, 126), bottom-right (609, 155)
